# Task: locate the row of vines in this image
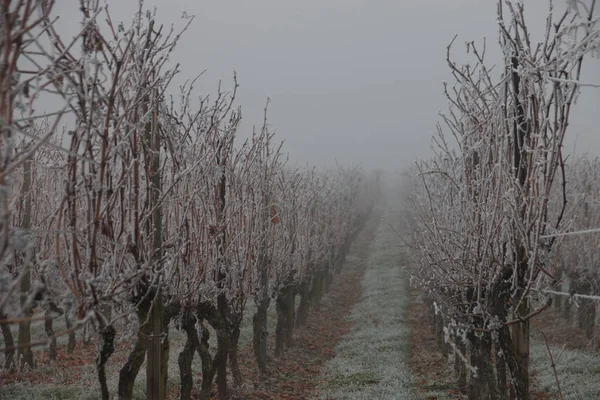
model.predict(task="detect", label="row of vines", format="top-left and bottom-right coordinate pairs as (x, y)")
top-left (401, 1), bottom-right (599, 399)
top-left (0, 1), bottom-right (378, 399)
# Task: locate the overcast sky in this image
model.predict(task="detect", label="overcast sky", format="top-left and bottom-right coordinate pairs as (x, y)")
top-left (54, 0), bottom-right (600, 173)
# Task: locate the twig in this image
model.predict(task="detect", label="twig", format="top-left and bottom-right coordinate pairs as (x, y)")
top-left (541, 330), bottom-right (564, 400)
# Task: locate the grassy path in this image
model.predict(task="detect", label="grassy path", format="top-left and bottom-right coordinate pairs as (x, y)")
top-left (317, 215), bottom-right (415, 400)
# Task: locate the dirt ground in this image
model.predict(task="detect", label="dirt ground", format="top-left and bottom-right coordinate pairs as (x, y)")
top-left (531, 305), bottom-right (597, 351)
top-left (229, 228), bottom-right (376, 399)
top-left (230, 260), bottom-right (368, 399)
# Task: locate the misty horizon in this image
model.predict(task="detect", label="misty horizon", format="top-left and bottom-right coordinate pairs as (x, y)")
top-left (49, 0), bottom-right (600, 173)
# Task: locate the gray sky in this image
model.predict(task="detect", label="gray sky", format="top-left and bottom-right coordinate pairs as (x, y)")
top-left (54, 0), bottom-right (600, 172)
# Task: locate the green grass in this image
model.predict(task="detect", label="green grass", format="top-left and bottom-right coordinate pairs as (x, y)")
top-left (317, 217), bottom-right (416, 400)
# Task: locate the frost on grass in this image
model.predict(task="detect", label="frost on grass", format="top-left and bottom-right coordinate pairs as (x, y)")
top-left (531, 337), bottom-right (600, 400)
top-left (1, 298), bottom-right (278, 399)
top-left (317, 220), bottom-right (415, 400)
top-left (0, 335), bottom-right (179, 400)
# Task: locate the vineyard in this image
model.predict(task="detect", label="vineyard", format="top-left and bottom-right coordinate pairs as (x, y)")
top-left (1, 1), bottom-right (600, 400)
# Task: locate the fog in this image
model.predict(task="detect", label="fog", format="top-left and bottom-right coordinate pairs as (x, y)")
top-left (53, 0), bottom-right (600, 172)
